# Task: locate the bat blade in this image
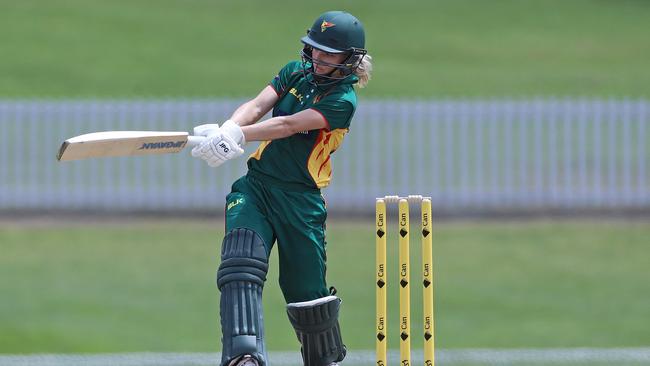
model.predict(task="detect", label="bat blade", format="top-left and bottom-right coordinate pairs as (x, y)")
top-left (57, 131), bottom-right (202, 161)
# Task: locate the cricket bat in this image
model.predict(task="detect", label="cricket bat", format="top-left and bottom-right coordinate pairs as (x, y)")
top-left (57, 131), bottom-right (206, 161)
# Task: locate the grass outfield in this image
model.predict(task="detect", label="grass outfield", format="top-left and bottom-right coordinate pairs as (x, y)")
top-left (1, 0), bottom-right (649, 98)
top-left (0, 219), bottom-right (649, 353)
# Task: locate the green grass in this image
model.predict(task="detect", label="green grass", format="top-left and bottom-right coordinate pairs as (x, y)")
top-left (1, 0), bottom-right (649, 98)
top-left (0, 219), bottom-right (649, 353)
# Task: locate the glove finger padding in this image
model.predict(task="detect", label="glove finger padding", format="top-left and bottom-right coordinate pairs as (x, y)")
top-left (191, 133), bottom-right (243, 168)
top-left (207, 156), bottom-right (225, 168)
top-left (191, 134), bottom-right (221, 158)
top-left (191, 143), bottom-right (206, 158)
top-left (193, 123), bottom-right (221, 137)
top-left (221, 120), bottom-right (246, 146)
top-left (286, 295), bottom-right (347, 366)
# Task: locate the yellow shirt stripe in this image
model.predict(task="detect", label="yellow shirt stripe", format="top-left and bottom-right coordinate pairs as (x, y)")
top-left (307, 128), bottom-right (348, 188)
top-left (249, 140), bottom-right (272, 161)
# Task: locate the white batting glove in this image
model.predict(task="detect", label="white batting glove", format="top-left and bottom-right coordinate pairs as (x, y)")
top-left (220, 120), bottom-right (246, 146)
top-left (193, 123), bottom-right (221, 137)
top-left (193, 120), bottom-right (245, 145)
top-left (191, 120), bottom-right (245, 168)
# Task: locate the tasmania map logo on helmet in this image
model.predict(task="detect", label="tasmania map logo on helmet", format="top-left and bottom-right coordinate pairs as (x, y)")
top-left (320, 21), bottom-right (336, 32)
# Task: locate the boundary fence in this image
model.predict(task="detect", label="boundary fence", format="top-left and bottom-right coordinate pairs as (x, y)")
top-left (0, 99), bottom-right (648, 214)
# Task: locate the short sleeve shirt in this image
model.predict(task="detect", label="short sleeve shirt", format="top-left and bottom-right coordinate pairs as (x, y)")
top-left (247, 61), bottom-right (359, 189)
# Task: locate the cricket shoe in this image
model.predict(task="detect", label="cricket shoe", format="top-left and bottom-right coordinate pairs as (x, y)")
top-left (227, 355), bottom-right (259, 366)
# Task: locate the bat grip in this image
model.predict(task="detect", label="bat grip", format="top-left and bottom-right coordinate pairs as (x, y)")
top-left (187, 135), bottom-right (207, 147)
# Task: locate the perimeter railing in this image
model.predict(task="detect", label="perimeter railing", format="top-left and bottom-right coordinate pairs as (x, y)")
top-left (0, 98), bottom-right (647, 213)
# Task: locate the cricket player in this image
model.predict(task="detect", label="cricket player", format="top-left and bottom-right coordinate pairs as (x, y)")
top-left (191, 11), bottom-right (371, 366)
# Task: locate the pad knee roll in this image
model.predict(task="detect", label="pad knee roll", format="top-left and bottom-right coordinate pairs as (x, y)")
top-left (286, 295), bottom-right (347, 366)
top-left (217, 228), bottom-right (269, 366)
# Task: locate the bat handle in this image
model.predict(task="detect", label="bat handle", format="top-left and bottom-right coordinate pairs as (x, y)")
top-left (187, 135), bottom-right (207, 147)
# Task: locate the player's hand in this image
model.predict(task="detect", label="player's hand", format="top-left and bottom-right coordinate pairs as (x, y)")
top-left (193, 123), bottom-right (221, 138)
top-left (193, 120), bottom-right (246, 146)
top-left (191, 120), bottom-right (245, 168)
top-left (191, 130), bottom-right (244, 168)
top-left (220, 120), bottom-right (246, 146)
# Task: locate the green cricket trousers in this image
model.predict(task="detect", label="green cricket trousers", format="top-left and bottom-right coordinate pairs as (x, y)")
top-left (223, 172), bottom-right (330, 303)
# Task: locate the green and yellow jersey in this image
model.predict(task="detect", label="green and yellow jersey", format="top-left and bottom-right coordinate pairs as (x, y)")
top-left (247, 61), bottom-right (358, 190)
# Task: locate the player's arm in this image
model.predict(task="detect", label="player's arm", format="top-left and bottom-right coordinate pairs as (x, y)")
top-left (241, 109), bottom-right (328, 142)
top-left (191, 109), bottom-right (327, 168)
top-left (229, 86), bottom-right (279, 127)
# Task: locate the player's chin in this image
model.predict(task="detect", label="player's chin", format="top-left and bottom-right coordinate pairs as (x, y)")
top-left (314, 66), bottom-right (334, 75)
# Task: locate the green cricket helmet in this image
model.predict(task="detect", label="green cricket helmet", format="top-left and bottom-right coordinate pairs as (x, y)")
top-left (300, 11), bottom-right (367, 86)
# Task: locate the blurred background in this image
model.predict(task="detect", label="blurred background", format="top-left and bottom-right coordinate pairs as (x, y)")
top-left (1, 0), bottom-right (649, 365)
